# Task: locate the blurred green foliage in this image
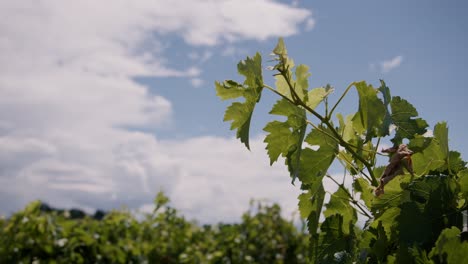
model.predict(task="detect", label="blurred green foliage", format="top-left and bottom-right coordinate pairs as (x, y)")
top-left (0, 192), bottom-right (309, 263)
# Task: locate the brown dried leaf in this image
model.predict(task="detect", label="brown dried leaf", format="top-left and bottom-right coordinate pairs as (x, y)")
top-left (375, 144), bottom-right (414, 196)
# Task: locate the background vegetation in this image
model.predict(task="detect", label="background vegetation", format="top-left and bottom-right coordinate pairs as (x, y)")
top-left (0, 192), bottom-right (309, 263)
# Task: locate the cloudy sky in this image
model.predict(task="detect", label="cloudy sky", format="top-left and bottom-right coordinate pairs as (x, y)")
top-left (1, 0), bottom-right (467, 223)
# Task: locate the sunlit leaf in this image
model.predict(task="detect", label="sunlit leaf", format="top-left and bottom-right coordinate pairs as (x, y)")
top-left (459, 169), bottom-right (468, 199)
top-left (378, 80), bottom-right (392, 137)
top-left (352, 81), bottom-right (386, 141)
top-left (429, 227), bottom-right (468, 264)
top-left (390, 96), bottom-right (428, 144)
top-left (298, 128), bottom-right (338, 184)
top-left (412, 137), bottom-right (446, 175)
top-left (216, 53), bottom-right (263, 149)
top-left (307, 85), bottom-right (333, 110)
top-left (353, 177), bottom-right (374, 209)
top-left (264, 99), bottom-right (306, 182)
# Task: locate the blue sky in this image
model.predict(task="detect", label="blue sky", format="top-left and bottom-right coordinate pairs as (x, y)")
top-left (1, 0), bottom-right (467, 223)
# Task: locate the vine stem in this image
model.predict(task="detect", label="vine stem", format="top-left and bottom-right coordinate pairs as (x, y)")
top-left (305, 120), bottom-right (385, 157)
top-left (266, 64), bottom-right (379, 186)
top-left (326, 175), bottom-right (372, 219)
top-left (328, 82), bottom-right (356, 119)
top-left (281, 71), bottom-right (378, 186)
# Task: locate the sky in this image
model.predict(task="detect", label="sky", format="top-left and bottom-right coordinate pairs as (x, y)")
top-left (1, 0), bottom-right (467, 223)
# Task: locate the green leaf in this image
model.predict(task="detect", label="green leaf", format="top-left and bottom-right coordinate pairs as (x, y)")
top-left (324, 187), bottom-right (357, 234)
top-left (264, 99), bottom-right (306, 182)
top-left (352, 81), bottom-right (386, 141)
top-left (434, 122), bottom-right (449, 158)
top-left (429, 227), bottom-right (468, 264)
top-left (353, 178), bottom-right (374, 209)
top-left (408, 134), bottom-right (432, 153)
top-left (275, 72), bottom-right (293, 100)
top-left (294, 64), bottom-right (311, 102)
top-left (434, 122), bottom-right (458, 174)
top-left (275, 62), bottom-right (311, 104)
top-left (273, 37), bottom-right (287, 56)
top-left (397, 202), bottom-right (431, 244)
top-left (317, 214), bottom-right (355, 263)
top-left (412, 137), bottom-right (446, 176)
top-left (216, 53), bottom-right (264, 150)
top-left (378, 80), bottom-right (392, 137)
top-left (272, 38), bottom-right (311, 104)
top-left (224, 101), bottom-right (256, 149)
top-left (298, 192), bottom-right (313, 219)
top-left (154, 191), bottom-right (170, 213)
top-left (371, 176), bottom-right (409, 215)
top-left (307, 85), bottom-right (334, 110)
top-left (237, 53), bottom-right (263, 93)
top-left (459, 169), bottom-right (468, 199)
top-left (298, 128), bottom-right (338, 185)
top-left (264, 121), bottom-right (295, 164)
top-left (447, 151), bottom-right (467, 174)
top-left (215, 80), bottom-right (244, 100)
top-left (390, 96), bottom-right (428, 144)
top-left (337, 113), bottom-right (356, 143)
top-left (371, 207), bottom-right (400, 242)
top-left (371, 221), bottom-right (392, 262)
top-left (300, 184), bottom-right (325, 253)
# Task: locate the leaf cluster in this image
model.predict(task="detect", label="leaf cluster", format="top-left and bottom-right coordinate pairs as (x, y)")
top-left (215, 38), bottom-right (468, 262)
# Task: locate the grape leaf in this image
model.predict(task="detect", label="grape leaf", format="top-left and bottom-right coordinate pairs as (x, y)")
top-left (272, 38), bottom-right (310, 104)
top-left (294, 64), bottom-right (311, 102)
top-left (429, 227), bottom-right (468, 264)
top-left (272, 37), bottom-right (287, 56)
top-left (390, 96), bottom-right (428, 144)
top-left (370, 221), bottom-right (392, 262)
top-left (216, 53), bottom-right (263, 150)
top-left (458, 169), bottom-right (468, 199)
top-left (273, 38), bottom-right (294, 101)
top-left (378, 80), bottom-right (392, 137)
top-left (371, 176), bottom-right (409, 215)
top-left (352, 81), bottom-right (386, 142)
top-left (446, 151), bottom-right (467, 174)
top-left (307, 85), bottom-right (333, 110)
top-left (299, 185), bottom-right (326, 263)
top-left (264, 99), bottom-right (306, 182)
top-left (434, 122), bottom-right (449, 158)
top-left (215, 80), bottom-right (244, 100)
top-left (353, 177), bottom-right (374, 209)
top-left (299, 184), bottom-right (325, 248)
top-left (317, 214), bottom-right (355, 263)
top-left (337, 113), bottom-right (356, 142)
top-left (298, 128), bottom-right (338, 185)
top-left (371, 207), bottom-right (400, 242)
top-left (397, 202), bottom-right (431, 244)
top-left (411, 137), bottom-right (446, 176)
top-left (324, 187), bottom-right (357, 234)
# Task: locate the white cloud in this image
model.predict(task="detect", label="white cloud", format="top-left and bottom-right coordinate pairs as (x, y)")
top-left (153, 0), bottom-right (312, 46)
top-left (221, 46), bottom-right (249, 57)
top-left (0, 0), bottom-right (314, 221)
top-left (190, 78), bottom-right (205, 88)
top-left (188, 51), bottom-right (213, 63)
top-left (380, 55), bottom-right (403, 73)
top-left (305, 18), bottom-right (316, 31)
top-left (157, 136), bottom-right (303, 222)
